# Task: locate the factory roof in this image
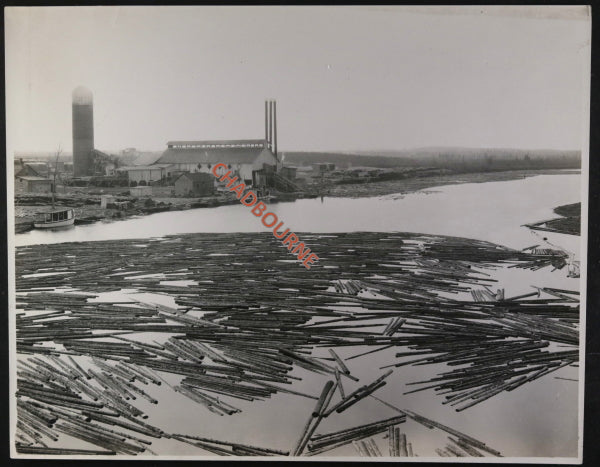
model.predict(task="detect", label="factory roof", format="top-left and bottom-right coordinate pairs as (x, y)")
top-left (118, 164), bottom-right (174, 171)
top-left (174, 172), bottom-right (213, 182)
top-left (157, 147), bottom-right (271, 165)
top-left (166, 139), bottom-right (266, 149)
top-left (16, 176), bottom-right (52, 181)
top-left (20, 162), bottom-right (49, 172)
top-left (132, 152), bottom-right (163, 166)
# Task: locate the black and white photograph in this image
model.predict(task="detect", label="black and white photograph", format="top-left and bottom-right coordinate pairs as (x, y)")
top-left (5, 5), bottom-right (591, 461)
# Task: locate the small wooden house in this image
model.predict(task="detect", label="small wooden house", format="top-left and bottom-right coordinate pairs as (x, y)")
top-left (174, 172), bottom-right (215, 197)
top-left (15, 176), bottom-right (52, 194)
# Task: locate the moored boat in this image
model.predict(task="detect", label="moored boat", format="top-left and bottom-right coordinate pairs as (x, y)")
top-left (33, 208), bottom-right (75, 229)
top-left (33, 147), bottom-right (76, 229)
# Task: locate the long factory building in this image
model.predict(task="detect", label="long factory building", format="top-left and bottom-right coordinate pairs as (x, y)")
top-left (119, 100), bottom-right (281, 186)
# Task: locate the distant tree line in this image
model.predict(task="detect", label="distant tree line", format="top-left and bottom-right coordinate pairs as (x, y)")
top-left (283, 148), bottom-right (580, 172)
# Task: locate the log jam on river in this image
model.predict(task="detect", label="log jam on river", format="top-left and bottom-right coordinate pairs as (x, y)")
top-left (14, 232), bottom-right (579, 457)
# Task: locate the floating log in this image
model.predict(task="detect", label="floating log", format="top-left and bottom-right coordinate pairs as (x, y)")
top-left (293, 380), bottom-right (335, 456)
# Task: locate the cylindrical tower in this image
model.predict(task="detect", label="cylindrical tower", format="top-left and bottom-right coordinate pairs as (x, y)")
top-left (72, 86), bottom-right (94, 177)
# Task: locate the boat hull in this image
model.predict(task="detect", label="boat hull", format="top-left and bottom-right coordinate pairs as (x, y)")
top-left (33, 218), bottom-right (75, 229)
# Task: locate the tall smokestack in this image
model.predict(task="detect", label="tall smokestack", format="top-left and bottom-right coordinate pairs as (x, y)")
top-left (273, 100), bottom-right (277, 159)
top-left (72, 86), bottom-right (94, 177)
top-left (265, 100), bottom-right (269, 147)
top-left (268, 101), bottom-right (273, 152)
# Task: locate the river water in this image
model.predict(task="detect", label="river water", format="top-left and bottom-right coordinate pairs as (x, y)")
top-left (14, 173), bottom-right (583, 459)
top-left (16, 173), bottom-right (581, 256)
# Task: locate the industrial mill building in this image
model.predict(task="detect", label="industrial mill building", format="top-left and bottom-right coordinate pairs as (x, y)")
top-left (119, 100), bottom-right (282, 188)
top-left (156, 139), bottom-right (277, 185)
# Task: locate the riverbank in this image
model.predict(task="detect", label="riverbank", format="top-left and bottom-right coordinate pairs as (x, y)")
top-left (524, 202), bottom-right (581, 236)
top-left (14, 193), bottom-right (236, 233)
top-left (14, 191), bottom-right (319, 234)
top-left (13, 169), bottom-right (577, 234)
top-left (325, 168), bottom-right (578, 198)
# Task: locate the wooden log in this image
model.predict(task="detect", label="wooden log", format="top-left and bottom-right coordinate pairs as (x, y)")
top-left (398, 431), bottom-right (408, 456)
top-left (328, 348), bottom-right (351, 374)
top-left (293, 380), bottom-right (336, 456)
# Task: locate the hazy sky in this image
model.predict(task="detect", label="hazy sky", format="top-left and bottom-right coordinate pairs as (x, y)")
top-left (5, 6), bottom-right (590, 154)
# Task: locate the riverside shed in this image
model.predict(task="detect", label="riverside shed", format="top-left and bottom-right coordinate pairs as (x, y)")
top-left (117, 164), bottom-right (174, 183)
top-left (15, 176), bottom-right (52, 194)
top-left (174, 172), bottom-right (215, 197)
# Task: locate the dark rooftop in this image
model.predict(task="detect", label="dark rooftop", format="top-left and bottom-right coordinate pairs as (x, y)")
top-left (157, 146), bottom-right (273, 165)
top-left (175, 172), bottom-right (214, 182)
